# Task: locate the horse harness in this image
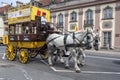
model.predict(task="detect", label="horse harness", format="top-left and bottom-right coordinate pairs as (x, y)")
top-left (46, 36), bottom-right (61, 44)
top-left (47, 32), bottom-right (94, 50)
top-left (64, 33), bottom-right (77, 51)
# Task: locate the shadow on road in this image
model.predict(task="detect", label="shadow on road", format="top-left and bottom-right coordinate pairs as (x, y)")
top-left (112, 60), bottom-right (120, 65)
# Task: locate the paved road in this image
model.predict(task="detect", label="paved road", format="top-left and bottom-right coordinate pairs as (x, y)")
top-left (0, 46), bottom-right (120, 80)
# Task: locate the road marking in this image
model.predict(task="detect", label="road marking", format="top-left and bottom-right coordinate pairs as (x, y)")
top-left (50, 66), bottom-right (57, 71)
top-left (87, 55), bottom-right (120, 61)
top-left (40, 56), bottom-right (120, 74)
top-left (0, 78), bottom-right (15, 80)
top-left (50, 66), bottom-right (120, 74)
top-left (40, 59), bottom-right (75, 72)
top-left (82, 71), bottom-right (120, 75)
top-left (50, 66), bottom-right (74, 72)
top-left (50, 67), bottom-right (120, 74)
top-left (19, 68), bottom-right (33, 80)
top-left (41, 56), bottom-right (120, 75)
top-left (40, 60), bottom-right (49, 66)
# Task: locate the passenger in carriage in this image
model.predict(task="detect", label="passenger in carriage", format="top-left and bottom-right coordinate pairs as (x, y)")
top-left (41, 13), bottom-right (47, 33)
top-left (25, 26), bottom-right (29, 34)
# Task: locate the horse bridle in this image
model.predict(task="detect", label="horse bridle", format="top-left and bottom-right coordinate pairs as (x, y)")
top-left (73, 31), bottom-right (94, 45)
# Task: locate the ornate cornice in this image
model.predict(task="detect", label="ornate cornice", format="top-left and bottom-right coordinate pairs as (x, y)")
top-left (95, 9), bottom-right (101, 13)
top-left (53, 15), bottom-right (56, 18)
top-left (50, 16), bottom-right (53, 18)
top-left (51, 0), bottom-right (117, 12)
top-left (79, 11), bottom-right (83, 15)
top-left (65, 13), bottom-right (69, 17)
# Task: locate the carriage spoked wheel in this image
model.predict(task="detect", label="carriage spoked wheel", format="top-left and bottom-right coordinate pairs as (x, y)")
top-left (6, 44), bottom-right (16, 61)
top-left (40, 50), bottom-right (48, 60)
top-left (18, 49), bottom-right (29, 64)
top-left (29, 49), bottom-right (37, 58)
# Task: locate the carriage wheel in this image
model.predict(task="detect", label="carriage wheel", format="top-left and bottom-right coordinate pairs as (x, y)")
top-left (6, 44), bottom-right (16, 61)
top-left (18, 49), bottom-right (29, 64)
top-left (29, 49), bottom-right (37, 58)
top-left (40, 50), bottom-right (48, 60)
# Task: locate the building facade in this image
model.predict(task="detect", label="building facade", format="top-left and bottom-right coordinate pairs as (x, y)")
top-left (0, 0), bottom-right (120, 49)
top-left (41, 0), bottom-right (120, 49)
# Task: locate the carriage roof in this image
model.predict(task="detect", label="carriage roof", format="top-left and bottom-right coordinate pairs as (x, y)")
top-left (8, 4), bottom-right (50, 24)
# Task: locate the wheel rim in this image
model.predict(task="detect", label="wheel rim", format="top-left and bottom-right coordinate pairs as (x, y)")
top-left (40, 51), bottom-right (48, 60)
top-left (6, 44), bottom-right (16, 61)
top-left (18, 49), bottom-right (28, 64)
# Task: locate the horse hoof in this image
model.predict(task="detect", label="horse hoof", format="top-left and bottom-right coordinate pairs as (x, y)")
top-left (49, 64), bottom-right (52, 66)
top-left (76, 70), bottom-right (81, 73)
top-left (65, 66), bottom-right (69, 69)
top-left (80, 63), bottom-right (85, 67)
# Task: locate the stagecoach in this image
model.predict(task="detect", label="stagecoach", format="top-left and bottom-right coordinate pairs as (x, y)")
top-left (2, 1), bottom-right (56, 64)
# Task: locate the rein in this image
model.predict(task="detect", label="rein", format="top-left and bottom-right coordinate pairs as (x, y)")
top-left (74, 31), bottom-right (94, 45)
top-left (46, 36), bottom-right (61, 44)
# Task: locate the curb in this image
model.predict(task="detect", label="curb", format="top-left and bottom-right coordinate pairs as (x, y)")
top-left (85, 50), bottom-right (120, 55)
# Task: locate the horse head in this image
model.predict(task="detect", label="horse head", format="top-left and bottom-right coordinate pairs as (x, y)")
top-left (74, 30), bottom-right (93, 49)
top-left (83, 29), bottom-right (94, 49)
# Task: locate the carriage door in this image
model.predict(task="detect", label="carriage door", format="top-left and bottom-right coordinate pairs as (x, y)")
top-left (103, 32), bottom-right (111, 48)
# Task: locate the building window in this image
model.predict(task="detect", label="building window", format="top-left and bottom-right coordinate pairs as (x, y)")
top-left (70, 11), bottom-right (77, 22)
top-left (103, 6), bottom-right (113, 19)
top-left (57, 13), bottom-right (63, 27)
top-left (85, 9), bottom-right (93, 24)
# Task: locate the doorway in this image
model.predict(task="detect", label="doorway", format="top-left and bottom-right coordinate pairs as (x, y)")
top-left (103, 32), bottom-right (111, 48)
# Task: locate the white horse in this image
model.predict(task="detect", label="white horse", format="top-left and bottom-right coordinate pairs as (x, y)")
top-left (46, 29), bottom-right (94, 72)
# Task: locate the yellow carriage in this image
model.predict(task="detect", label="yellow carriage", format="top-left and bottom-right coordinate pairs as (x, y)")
top-left (2, 1), bottom-right (54, 64)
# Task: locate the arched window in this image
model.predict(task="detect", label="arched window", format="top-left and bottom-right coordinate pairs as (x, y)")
top-left (85, 9), bottom-right (93, 24)
top-left (103, 6), bottom-right (113, 19)
top-left (70, 11), bottom-right (77, 22)
top-left (57, 13), bottom-right (63, 27)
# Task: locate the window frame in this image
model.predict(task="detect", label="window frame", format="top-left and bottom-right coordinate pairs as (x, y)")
top-left (103, 6), bottom-right (113, 19)
top-left (70, 11), bottom-right (77, 22)
top-left (85, 9), bottom-right (93, 24)
top-left (57, 13), bottom-right (63, 27)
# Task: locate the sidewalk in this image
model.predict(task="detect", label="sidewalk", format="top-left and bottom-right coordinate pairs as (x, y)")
top-left (85, 49), bottom-right (120, 55)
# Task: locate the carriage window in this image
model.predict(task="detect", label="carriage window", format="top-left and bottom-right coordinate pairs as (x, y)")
top-left (9, 26), bottom-right (15, 35)
top-left (15, 25), bottom-right (19, 34)
top-left (32, 25), bottom-right (37, 34)
top-left (25, 26), bottom-right (30, 34)
top-left (15, 24), bottom-right (22, 34)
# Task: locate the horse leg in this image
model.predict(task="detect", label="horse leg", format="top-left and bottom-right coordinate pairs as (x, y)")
top-left (64, 51), bottom-right (70, 69)
top-left (48, 48), bottom-right (53, 66)
top-left (79, 48), bottom-right (86, 66)
top-left (48, 55), bottom-right (52, 66)
top-left (72, 49), bottom-right (81, 73)
top-left (53, 50), bottom-right (58, 62)
top-left (59, 50), bottom-right (64, 64)
top-left (48, 47), bottom-right (56, 66)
